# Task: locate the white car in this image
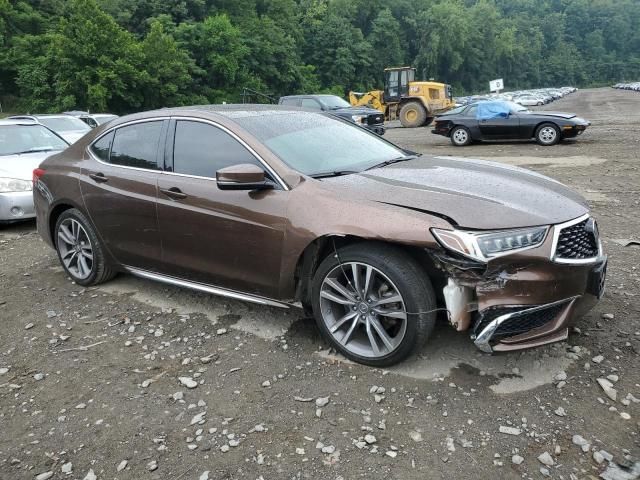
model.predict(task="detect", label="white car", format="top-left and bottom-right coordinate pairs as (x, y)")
top-left (8, 114), bottom-right (91, 144)
top-left (0, 119), bottom-right (69, 224)
top-left (515, 95), bottom-right (545, 106)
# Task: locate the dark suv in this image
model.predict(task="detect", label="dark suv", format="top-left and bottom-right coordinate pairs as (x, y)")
top-left (279, 94), bottom-right (385, 135)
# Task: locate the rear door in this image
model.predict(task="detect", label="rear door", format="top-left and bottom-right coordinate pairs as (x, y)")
top-left (80, 119), bottom-right (167, 269)
top-left (156, 118), bottom-right (289, 298)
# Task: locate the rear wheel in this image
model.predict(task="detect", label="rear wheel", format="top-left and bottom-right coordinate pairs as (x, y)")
top-left (55, 208), bottom-right (116, 286)
top-left (311, 243), bottom-right (436, 367)
top-left (535, 123), bottom-right (560, 146)
top-left (399, 102), bottom-right (428, 128)
top-left (450, 126), bottom-right (472, 146)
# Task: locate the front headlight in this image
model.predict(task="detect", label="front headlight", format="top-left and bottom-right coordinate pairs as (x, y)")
top-left (432, 226), bottom-right (548, 262)
top-left (351, 115), bottom-right (367, 124)
top-left (0, 177), bottom-right (33, 193)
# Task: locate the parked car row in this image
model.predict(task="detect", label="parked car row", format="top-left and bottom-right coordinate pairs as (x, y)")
top-left (456, 86), bottom-right (577, 107)
top-left (613, 82), bottom-right (640, 91)
top-left (7, 112), bottom-right (118, 144)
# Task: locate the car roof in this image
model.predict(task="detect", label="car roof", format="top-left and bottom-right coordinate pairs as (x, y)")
top-left (109, 104), bottom-right (318, 125)
top-left (280, 94), bottom-right (337, 99)
top-left (0, 118), bottom-right (39, 126)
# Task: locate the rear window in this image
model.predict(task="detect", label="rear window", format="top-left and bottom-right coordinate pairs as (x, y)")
top-left (38, 116), bottom-right (91, 133)
top-left (279, 98), bottom-right (299, 106)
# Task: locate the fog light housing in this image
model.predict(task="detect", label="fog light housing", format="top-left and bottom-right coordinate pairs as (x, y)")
top-left (10, 206), bottom-right (24, 217)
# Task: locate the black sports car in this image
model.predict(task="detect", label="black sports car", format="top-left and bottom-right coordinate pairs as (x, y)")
top-left (432, 100), bottom-right (590, 146)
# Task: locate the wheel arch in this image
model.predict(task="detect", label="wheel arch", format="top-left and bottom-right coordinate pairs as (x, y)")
top-left (293, 235), bottom-right (444, 311)
top-left (532, 120), bottom-right (561, 138)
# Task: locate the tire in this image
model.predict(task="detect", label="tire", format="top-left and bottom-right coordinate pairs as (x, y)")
top-left (399, 102), bottom-right (428, 128)
top-left (535, 122), bottom-right (560, 146)
top-left (450, 126), bottom-right (472, 146)
top-left (537, 102), bottom-right (543, 106)
top-left (54, 208), bottom-right (116, 286)
top-left (311, 243), bottom-right (437, 367)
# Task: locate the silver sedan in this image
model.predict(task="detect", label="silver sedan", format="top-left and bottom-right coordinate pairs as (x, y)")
top-left (0, 119), bottom-right (69, 223)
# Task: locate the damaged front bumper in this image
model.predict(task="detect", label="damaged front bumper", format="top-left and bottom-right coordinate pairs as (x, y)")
top-left (433, 216), bottom-right (607, 353)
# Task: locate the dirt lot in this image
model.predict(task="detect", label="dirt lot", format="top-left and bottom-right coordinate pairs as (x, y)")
top-left (1, 88), bottom-right (639, 480)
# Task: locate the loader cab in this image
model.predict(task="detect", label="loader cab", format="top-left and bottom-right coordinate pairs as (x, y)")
top-left (384, 67), bottom-right (415, 102)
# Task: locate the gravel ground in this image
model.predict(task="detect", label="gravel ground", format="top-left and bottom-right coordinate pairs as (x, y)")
top-left (0, 87), bottom-right (639, 480)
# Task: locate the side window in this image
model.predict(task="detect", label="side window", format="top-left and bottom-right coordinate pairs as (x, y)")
top-left (110, 121), bottom-right (163, 170)
top-left (280, 98), bottom-right (300, 107)
top-left (172, 121), bottom-right (260, 178)
top-left (301, 99), bottom-right (321, 110)
top-left (466, 105), bottom-right (478, 118)
top-left (91, 131), bottom-right (114, 162)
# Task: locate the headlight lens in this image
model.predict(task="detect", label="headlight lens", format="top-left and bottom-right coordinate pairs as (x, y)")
top-left (0, 177), bottom-right (33, 193)
top-left (351, 115), bottom-right (367, 124)
top-left (432, 226), bottom-right (548, 262)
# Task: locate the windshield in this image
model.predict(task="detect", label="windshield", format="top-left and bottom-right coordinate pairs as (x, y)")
top-left (233, 111), bottom-right (406, 176)
top-left (94, 115), bottom-right (118, 125)
top-left (38, 116), bottom-right (91, 133)
top-left (318, 96), bottom-right (352, 110)
top-left (0, 124), bottom-right (68, 156)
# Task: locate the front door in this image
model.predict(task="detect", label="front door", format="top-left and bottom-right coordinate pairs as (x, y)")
top-left (478, 115), bottom-right (520, 139)
top-left (156, 119), bottom-right (288, 298)
top-left (80, 120), bottom-right (167, 270)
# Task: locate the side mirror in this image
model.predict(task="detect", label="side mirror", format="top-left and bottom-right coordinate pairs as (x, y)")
top-left (216, 163), bottom-right (273, 191)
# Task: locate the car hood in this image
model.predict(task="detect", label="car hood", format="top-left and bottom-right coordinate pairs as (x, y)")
top-left (321, 156), bottom-right (589, 229)
top-left (0, 151), bottom-right (61, 181)
top-left (328, 106), bottom-right (381, 116)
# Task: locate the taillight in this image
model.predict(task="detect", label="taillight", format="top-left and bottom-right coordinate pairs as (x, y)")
top-left (33, 168), bottom-right (46, 186)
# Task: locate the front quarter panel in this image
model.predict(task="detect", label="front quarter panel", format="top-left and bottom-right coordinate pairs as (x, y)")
top-left (278, 178), bottom-right (453, 297)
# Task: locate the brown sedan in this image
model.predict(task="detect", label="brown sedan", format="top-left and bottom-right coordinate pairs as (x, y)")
top-left (33, 106), bottom-right (607, 366)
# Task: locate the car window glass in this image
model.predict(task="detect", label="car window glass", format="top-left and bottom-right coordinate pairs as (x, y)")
top-left (300, 99), bottom-right (321, 110)
top-left (280, 98), bottom-right (299, 107)
top-left (110, 121), bottom-right (162, 170)
top-left (173, 121), bottom-right (259, 178)
top-left (91, 131), bottom-right (114, 162)
top-left (466, 105), bottom-right (477, 117)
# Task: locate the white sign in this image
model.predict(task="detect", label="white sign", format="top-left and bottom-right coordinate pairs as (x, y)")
top-left (489, 78), bottom-right (504, 92)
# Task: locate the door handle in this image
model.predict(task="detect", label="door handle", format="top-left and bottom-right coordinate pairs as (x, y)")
top-left (160, 187), bottom-right (188, 200)
top-left (89, 173), bottom-right (108, 183)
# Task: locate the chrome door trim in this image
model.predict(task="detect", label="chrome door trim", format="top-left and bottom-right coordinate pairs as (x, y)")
top-left (124, 266), bottom-right (292, 309)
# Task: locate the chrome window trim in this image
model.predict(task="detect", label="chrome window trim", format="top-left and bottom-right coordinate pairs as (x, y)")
top-left (87, 117), bottom-right (169, 173)
top-left (124, 266), bottom-right (291, 309)
top-left (473, 296), bottom-right (578, 353)
top-left (549, 213), bottom-right (602, 264)
top-left (86, 116), bottom-right (289, 191)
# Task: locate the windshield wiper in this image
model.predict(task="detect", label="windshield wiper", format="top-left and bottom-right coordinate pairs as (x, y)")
top-left (364, 154), bottom-right (420, 171)
top-left (309, 170), bottom-right (360, 179)
top-left (12, 147), bottom-right (55, 155)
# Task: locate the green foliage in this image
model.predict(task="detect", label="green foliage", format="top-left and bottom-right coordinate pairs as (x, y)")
top-left (1, 0), bottom-right (639, 113)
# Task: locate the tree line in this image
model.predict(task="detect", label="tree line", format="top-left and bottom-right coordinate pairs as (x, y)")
top-left (1, 0), bottom-right (639, 114)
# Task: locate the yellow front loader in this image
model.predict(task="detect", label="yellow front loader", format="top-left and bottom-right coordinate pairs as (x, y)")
top-left (349, 67), bottom-right (454, 128)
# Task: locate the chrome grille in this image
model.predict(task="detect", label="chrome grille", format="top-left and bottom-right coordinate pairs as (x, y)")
top-left (555, 218), bottom-right (599, 260)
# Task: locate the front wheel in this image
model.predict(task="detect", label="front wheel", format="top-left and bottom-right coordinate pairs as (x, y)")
top-left (55, 208), bottom-right (116, 286)
top-left (311, 243), bottom-right (436, 367)
top-left (399, 102), bottom-right (428, 128)
top-left (535, 123), bottom-right (560, 146)
top-left (450, 126), bottom-right (472, 146)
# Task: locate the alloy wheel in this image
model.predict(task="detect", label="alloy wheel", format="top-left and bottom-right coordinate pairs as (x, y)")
top-left (57, 218), bottom-right (94, 280)
top-left (319, 262), bottom-right (407, 359)
top-left (539, 126), bottom-right (557, 144)
top-left (453, 128), bottom-right (468, 145)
